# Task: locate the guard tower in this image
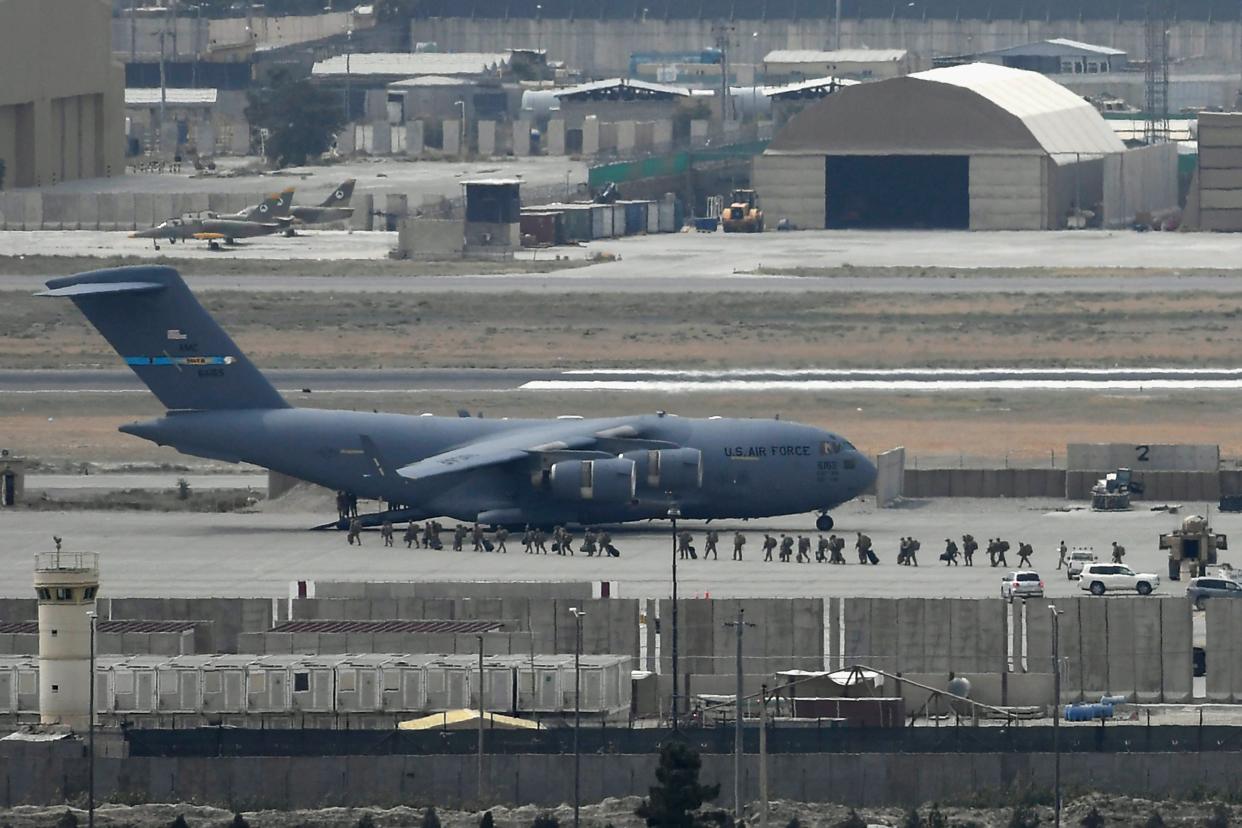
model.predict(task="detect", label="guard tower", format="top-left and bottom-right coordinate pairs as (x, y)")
top-left (34, 548), bottom-right (99, 730)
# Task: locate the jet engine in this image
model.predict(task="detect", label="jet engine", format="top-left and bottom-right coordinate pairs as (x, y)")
top-left (620, 448), bottom-right (703, 492)
top-left (549, 458), bottom-right (636, 502)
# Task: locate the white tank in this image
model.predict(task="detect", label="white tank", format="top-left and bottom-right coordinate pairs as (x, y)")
top-left (34, 550), bottom-right (99, 731)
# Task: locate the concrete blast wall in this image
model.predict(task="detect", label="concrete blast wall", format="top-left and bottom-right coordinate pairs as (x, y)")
top-left (1066, 443), bottom-right (1220, 472)
top-left (1102, 142), bottom-right (1179, 227)
top-left (658, 598), bottom-right (822, 677)
top-left (875, 447), bottom-right (905, 507)
top-left (752, 154), bottom-right (824, 230)
top-left (15, 744), bottom-right (1242, 810)
top-left (903, 468), bottom-right (1065, 498)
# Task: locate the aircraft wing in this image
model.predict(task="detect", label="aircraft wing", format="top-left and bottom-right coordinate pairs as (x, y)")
top-left (395, 420), bottom-right (667, 484)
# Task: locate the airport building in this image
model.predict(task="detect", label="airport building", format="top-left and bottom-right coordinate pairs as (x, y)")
top-left (0, 0), bottom-right (125, 189)
top-left (753, 62), bottom-right (1177, 230)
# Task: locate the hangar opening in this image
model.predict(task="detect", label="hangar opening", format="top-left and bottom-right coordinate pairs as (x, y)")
top-left (825, 155), bottom-right (968, 229)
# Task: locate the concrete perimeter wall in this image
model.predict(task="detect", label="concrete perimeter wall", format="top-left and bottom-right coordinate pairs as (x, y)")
top-left (14, 741), bottom-right (1242, 810)
top-left (904, 467), bottom-right (1229, 500)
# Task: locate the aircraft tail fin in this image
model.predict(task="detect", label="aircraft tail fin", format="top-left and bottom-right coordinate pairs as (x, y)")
top-left (266, 187), bottom-right (295, 219)
top-left (320, 179), bottom-right (356, 207)
top-left (40, 266), bottom-right (289, 412)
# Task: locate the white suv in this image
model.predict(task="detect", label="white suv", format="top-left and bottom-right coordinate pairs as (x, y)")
top-left (1002, 571), bottom-right (1045, 601)
top-left (1066, 549), bottom-right (1097, 580)
top-left (1078, 563), bottom-right (1160, 596)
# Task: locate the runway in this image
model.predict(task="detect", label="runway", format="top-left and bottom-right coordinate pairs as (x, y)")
top-left (10, 367), bottom-right (1242, 394)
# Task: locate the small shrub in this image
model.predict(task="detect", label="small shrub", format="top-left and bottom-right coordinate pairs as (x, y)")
top-left (169, 817), bottom-right (189, 828)
top-left (356, 814), bottom-right (376, 828)
top-left (787, 819), bottom-right (803, 828)
top-left (1144, 811), bottom-right (1166, 828)
top-left (926, 804), bottom-right (949, 828)
top-left (531, 814), bottom-right (559, 828)
top-left (480, 812), bottom-right (495, 828)
top-left (834, 811), bottom-right (867, 828)
top-left (421, 807), bottom-right (441, 828)
top-left (231, 815), bottom-right (250, 828)
top-left (902, 808), bottom-right (922, 828)
top-left (1208, 802), bottom-right (1232, 828)
top-left (1081, 806), bottom-right (1104, 828)
top-left (55, 812), bottom-right (78, 828)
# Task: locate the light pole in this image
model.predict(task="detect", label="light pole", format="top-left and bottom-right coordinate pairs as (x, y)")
top-left (477, 633), bottom-right (485, 806)
top-left (723, 608), bottom-right (754, 823)
top-left (570, 607), bottom-right (585, 828)
top-left (86, 610), bottom-right (96, 828)
top-left (667, 503), bottom-right (681, 730)
top-left (1049, 604), bottom-right (1063, 828)
top-left (344, 27), bottom-right (354, 124)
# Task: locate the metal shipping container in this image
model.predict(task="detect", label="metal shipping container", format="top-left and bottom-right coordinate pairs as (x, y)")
top-left (520, 211), bottom-right (562, 246)
top-left (111, 656), bottom-right (164, 714)
top-left (589, 204), bottom-right (614, 239)
top-left (201, 655), bottom-right (253, 714)
top-left (658, 199), bottom-right (677, 233)
top-left (155, 657), bottom-right (202, 713)
top-left (336, 654), bottom-right (391, 713)
top-left (559, 205), bottom-right (594, 241)
top-left (618, 201), bottom-right (649, 235)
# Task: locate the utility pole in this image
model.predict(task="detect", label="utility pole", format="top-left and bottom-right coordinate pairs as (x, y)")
top-left (570, 608), bottom-right (586, 828)
top-left (158, 3), bottom-right (169, 156)
top-left (667, 503), bottom-right (681, 730)
top-left (1050, 604), bottom-right (1063, 828)
top-left (87, 611), bottom-right (96, 828)
top-left (758, 683), bottom-right (768, 828)
top-left (723, 608), bottom-right (755, 824)
top-left (130, 0), bottom-right (138, 64)
top-left (477, 634), bottom-right (485, 806)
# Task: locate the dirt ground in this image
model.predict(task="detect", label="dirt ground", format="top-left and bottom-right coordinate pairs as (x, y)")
top-left (7, 288), bottom-right (1242, 371)
top-left (0, 255), bottom-right (589, 278)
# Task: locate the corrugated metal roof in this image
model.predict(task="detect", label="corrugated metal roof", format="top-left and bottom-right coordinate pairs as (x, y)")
top-left (552, 78), bottom-right (690, 99)
top-left (312, 52), bottom-right (509, 78)
top-left (910, 63), bottom-right (1126, 157)
top-left (761, 76), bottom-right (861, 98)
top-left (271, 619), bottom-right (505, 634)
top-left (983, 38), bottom-right (1127, 59)
top-left (0, 620), bottom-right (199, 634)
top-left (764, 49), bottom-right (908, 64)
top-left (125, 88), bottom-right (218, 106)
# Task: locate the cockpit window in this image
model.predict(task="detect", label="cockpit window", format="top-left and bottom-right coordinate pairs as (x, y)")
top-left (820, 441), bottom-right (842, 455)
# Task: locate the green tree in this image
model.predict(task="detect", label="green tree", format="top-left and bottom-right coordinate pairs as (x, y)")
top-left (169, 816), bottom-right (190, 828)
top-left (531, 815), bottom-right (559, 828)
top-left (834, 811), bottom-right (866, 828)
top-left (635, 741), bottom-right (721, 828)
top-left (55, 812), bottom-right (78, 828)
top-left (925, 804), bottom-right (948, 828)
top-left (903, 808), bottom-right (922, 828)
top-left (421, 807), bottom-right (442, 828)
top-left (355, 815), bottom-right (376, 828)
top-left (1143, 811), bottom-right (1166, 828)
top-left (245, 68), bottom-right (346, 168)
top-left (1080, 806), bottom-right (1104, 828)
top-left (231, 815), bottom-right (250, 828)
top-left (1208, 802), bottom-right (1232, 828)
top-left (479, 812), bottom-right (495, 828)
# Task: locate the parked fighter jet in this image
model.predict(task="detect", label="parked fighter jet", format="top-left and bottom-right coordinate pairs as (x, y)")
top-left (41, 266), bottom-right (877, 530)
top-left (227, 187), bottom-right (295, 223)
top-left (130, 191), bottom-right (293, 250)
top-left (290, 179), bottom-right (355, 227)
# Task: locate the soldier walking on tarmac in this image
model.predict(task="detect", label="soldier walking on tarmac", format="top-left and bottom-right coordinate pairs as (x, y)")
top-left (704, 529), bottom-right (719, 560)
top-left (856, 532), bottom-right (874, 564)
top-left (1017, 542), bottom-right (1033, 568)
top-left (380, 519), bottom-right (394, 547)
top-left (906, 537), bottom-right (920, 567)
top-left (1111, 541), bottom-right (1126, 564)
top-left (963, 534), bottom-right (977, 566)
top-left (534, 527), bottom-right (549, 554)
top-left (471, 522), bottom-right (485, 552)
top-left (796, 535), bottom-right (811, 563)
top-left (677, 530), bottom-right (694, 559)
top-left (403, 522), bottom-right (418, 549)
top-left (995, 538), bottom-right (1010, 567)
top-left (942, 538), bottom-right (959, 566)
top-left (733, 531), bottom-right (747, 561)
top-left (347, 517), bottom-right (363, 546)
top-left (522, 526), bottom-right (534, 553)
top-left (452, 524), bottom-right (466, 552)
top-left (762, 533), bottom-right (777, 562)
top-left (828, 534), bottom-right (846, 564)
top-left (495, 526), bottom-right (508, 553)
top-left (779, 534), bottom-right (794, 563)
top-left (1056, 540), bottom-right (1068, 570)
top-left (816, 535), bottom-right (829, 563)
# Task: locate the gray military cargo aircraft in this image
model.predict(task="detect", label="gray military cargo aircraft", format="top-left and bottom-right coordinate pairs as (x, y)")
top-left (41, 266), bottom-right (876, 530)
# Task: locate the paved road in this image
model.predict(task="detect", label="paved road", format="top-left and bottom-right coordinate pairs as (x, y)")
top-left (6, 229), bottom-right (1242, 294)
top-left (10, 367), bottom-right (1242, 394)
top-left (0, 499), bottom-right (1217, 599)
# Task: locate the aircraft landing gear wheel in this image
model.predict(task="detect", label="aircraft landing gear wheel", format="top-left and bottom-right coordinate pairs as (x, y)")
top-left (816, 514), bottom-right (834, 531)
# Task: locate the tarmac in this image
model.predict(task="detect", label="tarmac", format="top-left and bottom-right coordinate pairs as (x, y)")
top-left (4, 228), bottom-right (1242, 295)
top-left (0, 497), bottom-right (1228, 600)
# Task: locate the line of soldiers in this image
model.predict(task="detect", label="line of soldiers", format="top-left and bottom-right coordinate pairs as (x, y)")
top-left (344, 519), bottom-right (1075, 572)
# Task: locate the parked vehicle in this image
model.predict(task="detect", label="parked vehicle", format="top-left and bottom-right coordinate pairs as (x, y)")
top-left (1001, 571), bottom-right (1045, 601)
top-left (1078, 563), bottom-right (1160, 596)
top-left (1186, 576), bottom-right (1242, 609)
top-left (1066, 549), bottom-right (1097, 580)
